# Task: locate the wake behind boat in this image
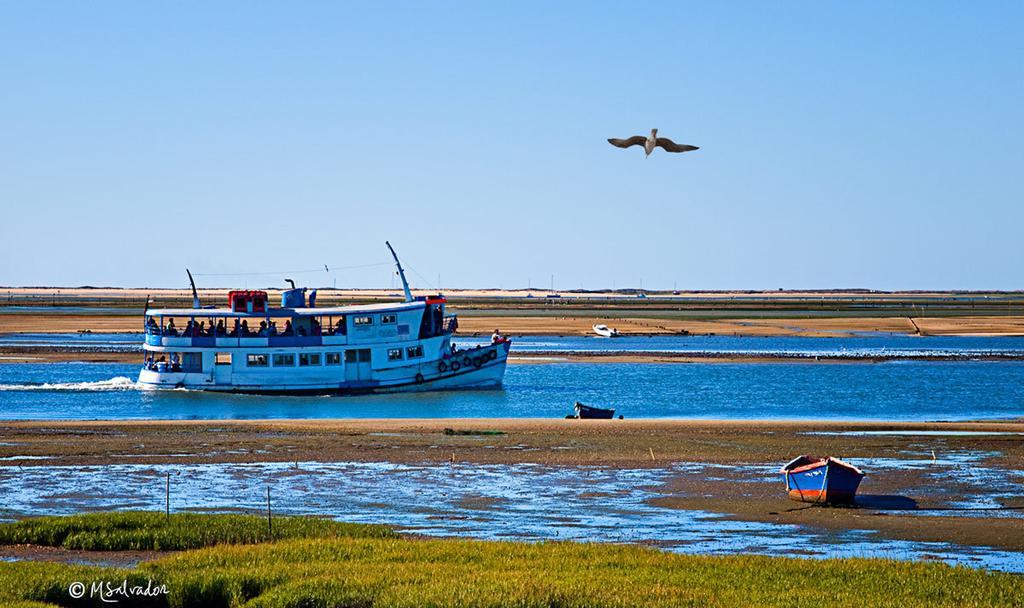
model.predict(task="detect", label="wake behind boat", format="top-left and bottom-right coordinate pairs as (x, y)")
top-left (137, 243), bottom-right (510, 394)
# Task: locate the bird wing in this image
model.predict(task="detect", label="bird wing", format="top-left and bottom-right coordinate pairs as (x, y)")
top-left (655, 138), bottom-right (699, 153)
top-left (607, 135), bottom-right (648, 149)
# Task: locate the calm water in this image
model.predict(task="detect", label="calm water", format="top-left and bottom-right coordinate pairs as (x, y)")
top-left (6, 332), bottom-right (1024, 358)
top-left (1, 359), bottom-right (1023, 420)
top-left (487, 334), bottom-right (1024, 358)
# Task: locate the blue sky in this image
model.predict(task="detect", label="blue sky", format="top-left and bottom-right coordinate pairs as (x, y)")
top-left (1, 2), bottom-right (1021, 290)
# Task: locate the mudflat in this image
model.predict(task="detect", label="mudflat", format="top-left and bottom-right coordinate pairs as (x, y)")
top-left (4, 311), bottom-right (1024, 337)
top-left (1, 418), bottom-right (1021, 552)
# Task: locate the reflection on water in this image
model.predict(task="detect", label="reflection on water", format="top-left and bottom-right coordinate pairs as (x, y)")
top-left (0, 461), bottom-right (1021, 572)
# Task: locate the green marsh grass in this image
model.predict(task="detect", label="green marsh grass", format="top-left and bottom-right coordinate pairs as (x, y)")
top-left (0, 513), bottom-right (1021, 607)
top-left (0, 511), bottom-right (396, 551)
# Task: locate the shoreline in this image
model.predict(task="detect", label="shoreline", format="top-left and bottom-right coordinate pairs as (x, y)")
top-left (4, 311), bottom-right (1024, 338)
top-left (5, 348), bottom-right (1024, 365)
top-left (3, 417), bottom-right (1021, 465)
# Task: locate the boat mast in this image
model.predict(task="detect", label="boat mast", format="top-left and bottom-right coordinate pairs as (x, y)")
top-left (185, 269), bottom-right (200, 308)
top-left (385, 241), bottom-right (413, 302)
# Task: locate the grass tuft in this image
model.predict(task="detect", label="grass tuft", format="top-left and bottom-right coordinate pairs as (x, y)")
top-left (0, 511), bottom-right (396, 551)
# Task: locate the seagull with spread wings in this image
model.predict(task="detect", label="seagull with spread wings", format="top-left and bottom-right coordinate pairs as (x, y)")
top-left (608, 128), bottom-right (699, 157)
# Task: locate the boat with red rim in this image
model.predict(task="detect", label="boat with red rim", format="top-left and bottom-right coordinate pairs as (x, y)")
top-left (137, 243), bottom-right (510, 394)
top-left (779, 455), bottom-right (865, 504)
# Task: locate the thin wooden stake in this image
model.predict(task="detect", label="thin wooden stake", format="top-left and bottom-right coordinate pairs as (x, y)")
top-left (649, 448), bottom-right (656, 462)
top-left (266, 486), bottom-right (273, 539)
top-left (165, 472), bottom-right (170, 519)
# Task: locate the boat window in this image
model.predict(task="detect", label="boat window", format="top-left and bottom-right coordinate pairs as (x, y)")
top-left (353, 316), bottom-right (373, 326)
top-left (387, 348), bottom-right (403, 361)
top-left (406, 345), bottom-right (424, 359)
top-left (215, 352), bottom-right (232, 365)
top-left (345, 350), bottom-right (358, 363)
top-left (381, 314), bottom-right (397, 325)
top-left (326, 352), bottom-right (342, 365)
top-left (357, 349), bottom-right (371, 363)
top-left (272, 354), bottom-right (295, 367)
top-left (299, 353), bottom-right (321, 366)
top-left (181, 352), bottom-right (203, 372)
top-left (247, 354), bottom-right (269, 367)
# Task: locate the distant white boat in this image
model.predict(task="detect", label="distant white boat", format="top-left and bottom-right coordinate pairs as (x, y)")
top-left (592, 324), bottom-right (620, 338)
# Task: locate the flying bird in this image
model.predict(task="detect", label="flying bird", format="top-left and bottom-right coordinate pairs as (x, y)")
top-left (608, 128), bottom-right (699, 157)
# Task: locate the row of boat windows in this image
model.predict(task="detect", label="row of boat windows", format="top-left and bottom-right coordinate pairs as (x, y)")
top-left (244, 345), bottom-right (425, 368)
top-left (146, 313), bottom-right (401, 337)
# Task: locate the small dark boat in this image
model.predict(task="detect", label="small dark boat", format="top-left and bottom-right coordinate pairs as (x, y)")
top-left (573, 401), bottom-right (615, 419)
top-left (780, 455), bottom-right (865, 504)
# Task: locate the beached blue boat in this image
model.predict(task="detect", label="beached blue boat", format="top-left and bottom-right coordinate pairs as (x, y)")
top-left (573, 402), bottom-right (616, 419)
top-left (779, 456), bottom-right (865, 504)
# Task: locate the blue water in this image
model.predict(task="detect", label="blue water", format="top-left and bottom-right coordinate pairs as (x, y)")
top-left (6, 332), bottom-right (1024, 357)
top-left (488, 334), bottom-right (1024, 357)
top-left (1, 359), bottom-right (1023, 421)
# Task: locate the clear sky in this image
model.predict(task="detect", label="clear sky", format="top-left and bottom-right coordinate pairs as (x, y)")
top-left (1, 2), bottom-right (1021, 290)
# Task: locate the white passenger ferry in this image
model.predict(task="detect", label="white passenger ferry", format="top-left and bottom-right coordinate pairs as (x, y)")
top-left (138, 244), bottom-right (510, 394)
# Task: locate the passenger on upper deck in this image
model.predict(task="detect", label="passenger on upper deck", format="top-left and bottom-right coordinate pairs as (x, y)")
top-left (491, 328), bottom-right (506, 344)
top-left (269, 321), bottom-right (279, 336)
top-left (216, 320), bottom-right (226, 336)
top-left (166, 319), bottom-right (178, 336)
top-left (258, 321), bottom-right (268, 337)
top-left (146, 318), bottom-right (158, 334)
top-left (334, 319), bottom-right (346, 336)
top-left (229, 319), bottom-right (240, 337)
top-left (282, 320), bottom-right (294, 336)
top-left (311, 318), bottom-right (321, 336)
top-left (240, 320), bottom-right (252, 337)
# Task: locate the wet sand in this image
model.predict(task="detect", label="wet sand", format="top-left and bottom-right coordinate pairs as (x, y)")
top-left (1, 419), bottom-right (1021, 553)
top-left (0, 545), bottom-right (169, 567)
top-left (4, 418), bottom-right (1021, 466)
top-left (5, 312), bottom-right (1024, 338)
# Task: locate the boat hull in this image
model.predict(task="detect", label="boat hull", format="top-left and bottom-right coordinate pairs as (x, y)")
top-left (138, 342), bottom-right (510, 395)
top-left (780, 456), bottom-right (865, 504)
top-left (573, 402), bottom-right (616, 419)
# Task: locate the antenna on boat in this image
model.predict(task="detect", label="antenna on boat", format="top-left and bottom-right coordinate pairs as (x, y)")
top-left (385, 241), bottom-right (413, 302)
top-left (185, 269), bottom-right (200, 309)
top-left (285, 278), bottom-right (296, 289)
